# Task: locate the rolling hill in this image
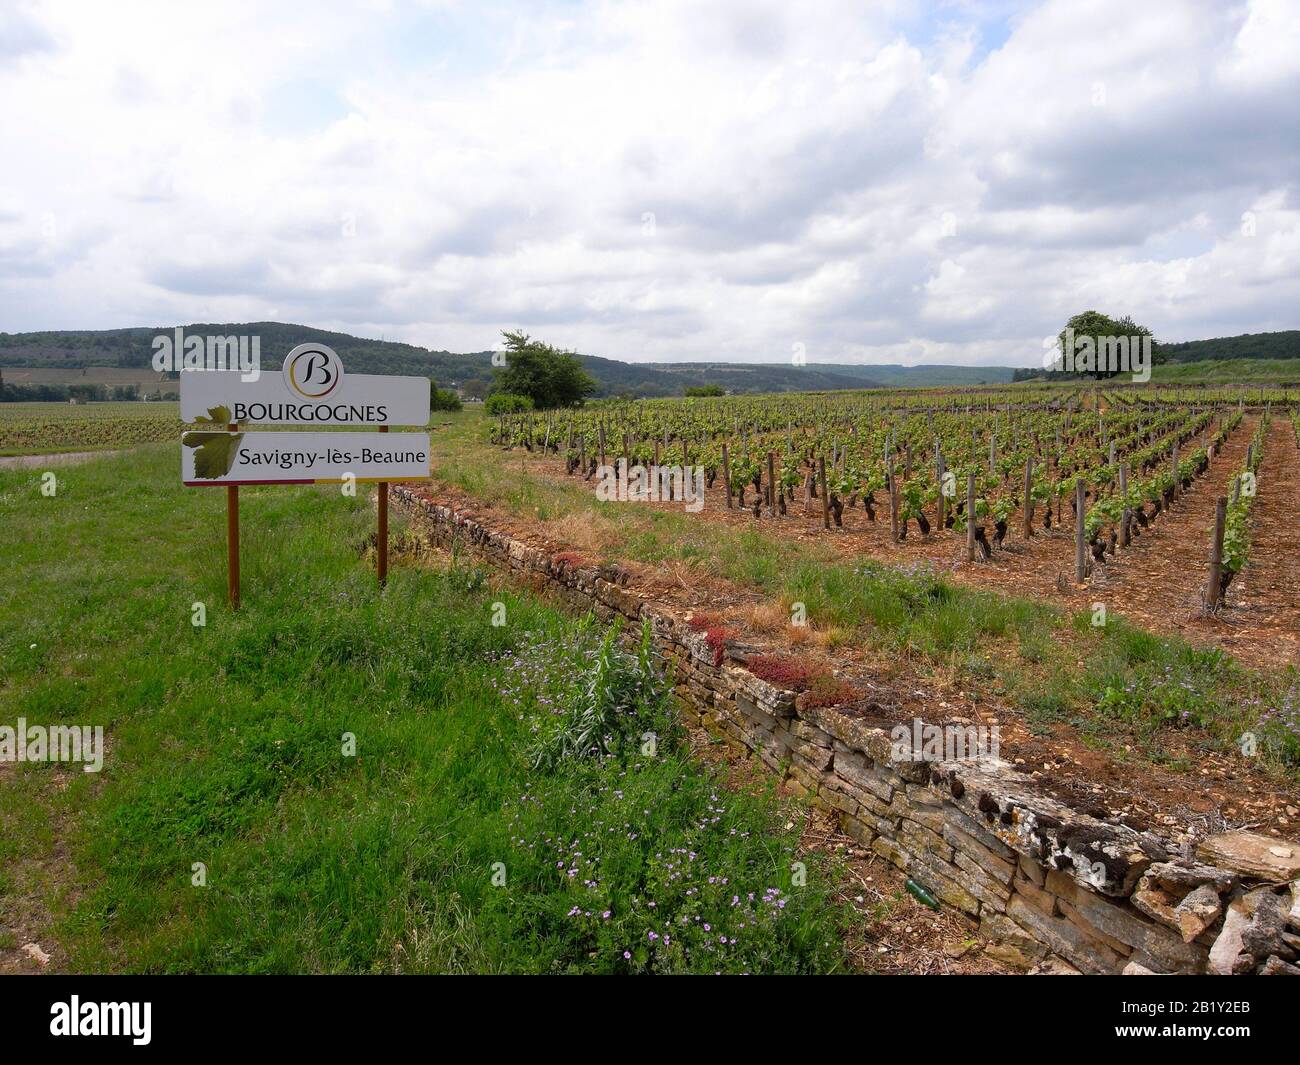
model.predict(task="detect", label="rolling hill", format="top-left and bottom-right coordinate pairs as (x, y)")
top-left (5, 322), bottom-right (1294, 398)
top-left (0, 323), bottom-right (898, 396)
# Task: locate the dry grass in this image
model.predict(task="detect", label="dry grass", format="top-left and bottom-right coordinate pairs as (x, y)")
top-left (742, 599), bottom-right (791, 634)
top-left (548, 510), bottom-right (617, 555)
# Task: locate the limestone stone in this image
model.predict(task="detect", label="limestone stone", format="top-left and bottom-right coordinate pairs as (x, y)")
top-left (980, 912), bottom-right (1048, 962)
top-left (840, 814), bottom-right (874, 849)
top-left (1131, 879), bottom-right (1180, 931)
top-left (1061, 885), bottom-right (1205, 973)
top-left (734, 692), bottom-right (781, 733)
top-left (785, 774), bottom-right (814, 799)
top-left (1014, 877), bottom-right (1059, 917)
top-left (791, 720), bottom-right (833, 749)
top-left (946, 805), bottom-right (1017, 862)
top-left (1260, 955), bottom-right (1300, 976)
top-left (1196, 831), bottom-right (1300, 881)
top-left (818, 784), bottom-right (861, 819)
top-left (895, 796), bottom-right (946, 835)
top-left (891, 757), bottom-right (932, 784)
top-left (1174, 884), bottom-right (1223, 944)
top-left (1122, 960), bottom-right (1158, 975)
top-left (951, 849), bottom-right (1011, 913)
top-left (788, 739), bottom-right (833, 774)
top-left (984, 942), bottom-right (1035, 968)
top-left (1143, 859), bottom-right (1236, 894)
top-left (898, 819), bottom-right (954, 865)
top-left (800, 704), bottom-right (891, 758)
top-left (871, 834), bottom-right (907, 869)
top-left (1045, 867), bottom-right (1079, 903)
top-left (943, 822), bottom-right (1016, 884)
top-left (1209, 900), bottom-right (1252, 976)
top-left (1059, 899), bottom-right (1134, 958)
top-left (832, 750), bottom-right (895, 804)
top-left (1240, 889), bottom-right (1290, 960)
top-left (1008, 895), bottom-right (1122, 974)
top-left (1018, 854), bottom-right (1047, 888)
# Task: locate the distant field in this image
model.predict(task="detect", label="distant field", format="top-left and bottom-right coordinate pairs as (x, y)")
top-left (1, 367), bottom-right (171, 387)
top-left (0, 402), bottom-right (180, 456)
top-left (1150, 358), bottom-right (1300, 385)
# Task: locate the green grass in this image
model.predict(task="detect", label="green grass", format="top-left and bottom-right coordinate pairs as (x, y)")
top-left (0, 445), bottom-right (844, 973)
top-left (1150, 358), bottom-right (1300, 384)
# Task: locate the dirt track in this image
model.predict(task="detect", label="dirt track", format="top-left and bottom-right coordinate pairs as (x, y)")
top-left (1232, 418), bottom-right (1300, 665)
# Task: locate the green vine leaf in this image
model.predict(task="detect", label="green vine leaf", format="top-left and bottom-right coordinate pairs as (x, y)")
top-left (193, 405), bottom-right (233, 426)
top-left (182, 430), bottom-right (244, 478)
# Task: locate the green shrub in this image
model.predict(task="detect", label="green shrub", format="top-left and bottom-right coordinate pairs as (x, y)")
top-left (485, 392), bottom-right (535, 415)
top-left (431, 386), bottom-right (462, 412)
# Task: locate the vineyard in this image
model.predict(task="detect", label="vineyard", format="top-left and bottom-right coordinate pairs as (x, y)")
top-left (489, 385), bottom-right (1300, 663)
top-left (0, 401), bottom-right (180, 455)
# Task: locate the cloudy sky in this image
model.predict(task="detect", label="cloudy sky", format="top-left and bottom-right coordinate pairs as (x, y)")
top-left (1, 0), bottom-right (1296, 367)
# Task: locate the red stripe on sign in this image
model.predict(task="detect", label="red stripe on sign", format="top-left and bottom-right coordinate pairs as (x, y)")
top-left (184, 479), bottom-right (316, 487)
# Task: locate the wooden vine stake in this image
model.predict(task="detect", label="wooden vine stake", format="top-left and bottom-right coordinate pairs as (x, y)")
top-left (1206, 496), bottom-right (1227, 610)
top-left (819, 456), bottom-right (830, 531)
top-left (1022, 456), bottom-right (1033, 540)
top-left (1074, 478), bottom-right (1087, 583)
top-left (966, 471), bottom-right (976, 563)
top-left (888, 455), bottom-right (899, 541)
top-left (935, 442), bottom-right (945, 532)
top-left (767, 451), bottom-right (777, 518)
top-left (1118, 463), bottom-right (1130, 549)
top-left (721, 442), bottom-right (733, 509)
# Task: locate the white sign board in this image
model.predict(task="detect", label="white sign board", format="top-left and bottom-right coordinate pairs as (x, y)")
top-left (182, 431), bottom-right (430, 486)
top-left (180, 343), bottom-right (431, 426)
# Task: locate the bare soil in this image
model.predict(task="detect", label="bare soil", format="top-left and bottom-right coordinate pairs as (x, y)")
top-left (1231, 419), bottom-right (1300, 665)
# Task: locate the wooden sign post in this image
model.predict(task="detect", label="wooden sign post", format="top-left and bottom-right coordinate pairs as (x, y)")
top-left (227, 420), bottom-right (240, 609)
top-left (378, 424), bottom-right (389, 587)
top-left (182, 343), bottom-right (431, 606)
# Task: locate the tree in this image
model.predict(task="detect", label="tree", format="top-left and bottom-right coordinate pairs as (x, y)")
top-left (1056, 311), bottom-right (1155, 379)
top-left (492, 331), bottom-right (596, 409)
top-left (461, 377), bottom-right (491, 401)
top-left (684, 384), bottom-right (725, 397)
top-left (429, 379), bottom-right (463, 412)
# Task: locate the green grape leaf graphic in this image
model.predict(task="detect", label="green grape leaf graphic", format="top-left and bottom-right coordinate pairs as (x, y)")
top-left (182, 405), bottom-right (244, 478)
top-left (182, 431), bottom-right (244, 478)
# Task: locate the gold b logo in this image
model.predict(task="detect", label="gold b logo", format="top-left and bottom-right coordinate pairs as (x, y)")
top-left (283, 344), bottom-right (343, 399)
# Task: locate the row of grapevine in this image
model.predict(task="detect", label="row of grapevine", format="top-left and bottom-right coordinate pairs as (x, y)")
top-left (0, 402), bottom-right (181, 453)
top-left (1209, 413), bottom-right (1269, 605)
top-left (493, 388), bottom-right (1273, 584)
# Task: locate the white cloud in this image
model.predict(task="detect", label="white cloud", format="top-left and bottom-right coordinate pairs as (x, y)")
top-left (0, 0), bottom-right (1296, 366)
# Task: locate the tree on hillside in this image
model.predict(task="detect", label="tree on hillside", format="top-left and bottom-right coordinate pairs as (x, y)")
top-left (492, 331), bottom-right (596, 409)
top-left (1056, 311), bottom-right (1155, 378)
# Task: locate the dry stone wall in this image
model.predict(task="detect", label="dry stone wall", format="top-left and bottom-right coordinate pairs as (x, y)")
top-left (393, 486), bottom-right (1300, 975)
